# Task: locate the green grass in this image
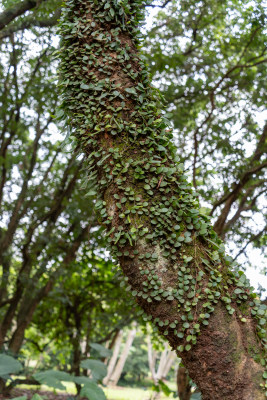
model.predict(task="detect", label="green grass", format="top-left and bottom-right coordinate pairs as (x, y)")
top-left (11, 377), bottom-right (177, 400)
top-left (104, 386), bottom-right (175, 400)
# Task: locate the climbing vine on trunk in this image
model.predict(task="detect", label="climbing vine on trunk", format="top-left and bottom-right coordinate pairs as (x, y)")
top-left (58, 1), bottom-right (266, 399)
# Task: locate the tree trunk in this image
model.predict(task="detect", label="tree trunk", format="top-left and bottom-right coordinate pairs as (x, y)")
top-left (155, 343), bottom-right (168, 383)
top-left (162, 350), bottom-right (176, 379)
top-left (147, 335), bottom-right (157, 383)
top-left (177, 366), bottom-right (192, 400)
top-left (150, 342), bottom-right (176, 400)
top-left (103, 329), bottom-right (123, 385)
top-left (108, 324), bottom-right (137, 386)
top-left (59, 2), bottom-right (266, 399)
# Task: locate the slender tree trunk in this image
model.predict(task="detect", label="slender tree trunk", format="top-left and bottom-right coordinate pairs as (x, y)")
top-left (155, 343), bottom-right (168, 383)
top-left (147, 335), bottom-right (157, 383)
top-left (109, 324), bottom-right (137, 386)
top-left (162, 350), bottom-right (176, 379)
top-left (177, 366), bottom-right (192, 400)
top-left (103, 329), bottom-right (123, 385)
top-left (59, 2), bottom-right (266, 399)
top-left (149, 338), bottom-right (176, 400)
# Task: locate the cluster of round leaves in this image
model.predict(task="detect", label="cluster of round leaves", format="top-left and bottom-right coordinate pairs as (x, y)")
top-left (58, 0), bottom-right (266, 390)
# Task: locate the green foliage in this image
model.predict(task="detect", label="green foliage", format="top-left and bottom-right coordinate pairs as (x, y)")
top-left (31, 395), bottom-right (43, 400)
top-left (89, 343), bottom-right (112, 358)
top-left (0, 354), bottom-right (23, 378)
top-left (0, 0), bottom-right (266, 396)
top-left (33, 370), bottom-right (74, 390)
top-left (80, 359), bottom-right (107, 381)
top-left (0, 351), bottom-right (108, 399)
top-left (80, 381), bottom-right (106, 400)
top-left (28, 254), bottom-right (136, 375)
top-left (190, 393), bottom-right (202, 400)
top-left (152, 379), bottom-right (177, 397)
top-left (33, 366), bottom-right (107, 399)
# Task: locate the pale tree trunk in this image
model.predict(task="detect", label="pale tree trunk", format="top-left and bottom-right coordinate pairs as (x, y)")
top-left (109, 323), bottom-right (137, 386)
top-left (103, 329), bottom-right (123, 385)
top-left (149, 339), bottom-right (177, 400)
top-left (162, 350), bottom-right (176, 379)
top-left (147, 335), bottom-right (157, 383)
top-left (59, 2), bottom-right (266, 399)
top-left (148, 340), bottom-right (177, 384)
top-left (155, 343), bottom-right (168, 383)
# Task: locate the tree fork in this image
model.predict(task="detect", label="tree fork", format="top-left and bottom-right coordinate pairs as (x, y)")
top-left (58, 1), bottom-right (266, 399)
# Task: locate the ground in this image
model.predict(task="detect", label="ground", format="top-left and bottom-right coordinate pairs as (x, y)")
top-left (0, 386), bottom-right (176, 400)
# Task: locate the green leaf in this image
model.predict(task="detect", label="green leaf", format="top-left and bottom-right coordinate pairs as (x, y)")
top-left (81, 83), bottom-right (91, 89)
top-left (125, 87), bottom-right (137, 95)
top-left (0, 354), bottom-right (23, 377)
top-left (80, 381), bottom-right (106, 400)
top-left (31, 395), bottom-right (44, 400)
top-left (33, 370), bottom-right (73, 390)
top-left (89, 343), bottom-right (112, 358)
top-left (190, 393), bottom-right (202, 400)
top-left (86, 189), bottom-right (97, 197)
top-left (80, 359), bottom-right (107, 381)
top-left (55, 108), bottom-right (64, 119)
top-left (11, 397), bottom-right (27, 400)
top-left (234, 288), bottom-right (243, 294)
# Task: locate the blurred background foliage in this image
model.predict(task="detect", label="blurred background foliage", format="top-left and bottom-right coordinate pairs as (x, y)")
top-left (0, 0), bottom-right (266, 398)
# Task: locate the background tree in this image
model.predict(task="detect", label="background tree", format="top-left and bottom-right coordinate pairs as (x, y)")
top-left (30, 253), bottom-right (136, 381)
top-left (0, 2), bottom-right (111, 392)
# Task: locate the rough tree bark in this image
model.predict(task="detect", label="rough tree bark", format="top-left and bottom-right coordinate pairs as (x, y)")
top-left (59, 1), bottom-right (266, 399)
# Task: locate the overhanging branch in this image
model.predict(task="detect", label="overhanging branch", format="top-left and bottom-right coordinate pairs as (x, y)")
top-left (0, 9), bottom-right (61, 40)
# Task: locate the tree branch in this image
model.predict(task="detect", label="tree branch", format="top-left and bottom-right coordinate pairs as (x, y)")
top-left (0, 0), bottom-right (42, 31)
top-left (145, 0), bottom-right (172, 8)
top-left (233, 226), bottom-right (267, 261)
top-left (0, 9), bottom-right (61, 40)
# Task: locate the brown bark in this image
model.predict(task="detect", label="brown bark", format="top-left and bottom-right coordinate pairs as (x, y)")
top-left (6, 224), bottom-right (89, 353)
top-left (8, 280), bottom-right (54, 354)
top-left (0, 158), bottom-right (82, 348)
top-left (177, 366), bottom-right (192, 400)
